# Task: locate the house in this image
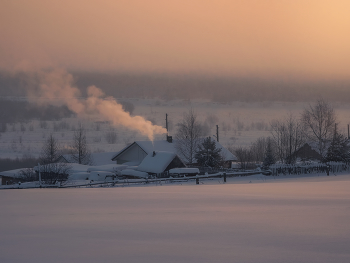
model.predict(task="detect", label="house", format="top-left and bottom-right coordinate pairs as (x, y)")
top-left (0, 169), bottom-right (23, 185)
top-left (112, 140), bottom-right (176, 165)
top-left (136, 151), bottom-right (186, 177)
top-left (289, 143), bottom-right (323, 162)
top-left (111, 138), bottom-right (236, 167)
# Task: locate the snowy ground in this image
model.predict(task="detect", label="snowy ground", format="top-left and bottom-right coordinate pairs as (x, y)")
top-left (2, 99), bottom-right (350, 159)
top-left (1, 173), bottom-right (350, 263)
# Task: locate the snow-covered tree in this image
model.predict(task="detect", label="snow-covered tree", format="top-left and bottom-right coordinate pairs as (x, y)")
top-left (262, 138), bottom-right (275, 169)
top-left (40, 133), bottom-right (61, 164)
top-left (324, 126), bottom-right (350, 163)
top-left (175, 109), bottom-right (202, 164)
top-left (195, 137), bottom-right (222, 168)
top-left (39, 133), bottom-right (71, 184)
top-left (234, 147), bottom-right (253, 170)
top-left (270, 114), bottom-right (305, 164)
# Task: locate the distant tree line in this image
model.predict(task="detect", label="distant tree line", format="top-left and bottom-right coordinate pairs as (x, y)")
top-left (230, 99), bottom-right (350, 170)
top-left (0, 100), bottom-right (73, 127)
top-left (174, 100), bottom-right (349, 171)
top-left (0, 156), bottom-right (40, 173)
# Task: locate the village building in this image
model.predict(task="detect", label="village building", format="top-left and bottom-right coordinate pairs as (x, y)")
top-left (289, 143), bottom-right (323, 162)
top-left (136, 151), bottom-right (186, 177)
top-left (0, 169), bottom-right (23, 185)
top-left (111, 138), bottom-right (236, 167)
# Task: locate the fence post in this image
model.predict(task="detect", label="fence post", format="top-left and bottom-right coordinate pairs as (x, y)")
top-left (196, 177), bottom-right (199, 184)
top-left (224, 173), bottom-right (226, 183)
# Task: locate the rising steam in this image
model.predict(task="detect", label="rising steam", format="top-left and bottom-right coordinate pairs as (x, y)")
top-left (28, 68), bottom-right (166, 140)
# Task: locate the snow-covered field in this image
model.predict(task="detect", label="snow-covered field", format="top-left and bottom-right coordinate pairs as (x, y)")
top-left (2, 99), bottom-right (350, 159)
top-left (1, 173), bottom-right (350, 263)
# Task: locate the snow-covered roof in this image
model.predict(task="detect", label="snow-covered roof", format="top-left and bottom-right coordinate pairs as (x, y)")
top-left (0, 168), bottom-right (25, 178)
top-left (137, 151), bottom-right (177, 174)
top-left (211, 138), bottom-right (237, 161)
top-left (112, 139), bottom-right (236, 162)
top-left (137, 140), bottom-right (177, 154)
top-left (112, 140), bottom-right (176, 160)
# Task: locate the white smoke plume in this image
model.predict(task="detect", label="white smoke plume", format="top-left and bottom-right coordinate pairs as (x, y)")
top-left (27, 68), bottom-right (166, 141)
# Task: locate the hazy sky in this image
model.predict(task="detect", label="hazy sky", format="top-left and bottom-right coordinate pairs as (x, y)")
top-left (1, 0), bottom-right (350, 78)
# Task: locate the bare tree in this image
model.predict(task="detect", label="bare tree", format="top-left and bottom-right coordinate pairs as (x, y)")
top-left (70, 124), bottom-right (93, 165)
top-left (233, 146), bottom-right (254, 170)
top-left (37, 162), bottom-right (71, 185)
top-left (39, 133), bottom-right (71, 184)
top-left (40, 133), bottom-right (61, 164)
top-left (175, 109), bottom-right (202, 164)
top-left (262, 137), bottom-right (276, 169)
top-left (250, 137), bottom-right (270, 163)
top-left (270, 114), bottom-right (305, 163)
top-left (18, 168), bottom-right (37, 182)
top-left (302, 99), bottom-right (336, 156)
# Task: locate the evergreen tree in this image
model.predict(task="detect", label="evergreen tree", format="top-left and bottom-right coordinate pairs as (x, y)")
top-left (324, 125), bottom-right (350, 162)
top-left (262, 138), bottom-right (275, 169)
top-left (195, 137), bottom-right (222, 167)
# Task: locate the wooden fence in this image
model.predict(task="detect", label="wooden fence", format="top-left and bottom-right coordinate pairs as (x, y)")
top-left (270, 162), bottom-right (350, 176)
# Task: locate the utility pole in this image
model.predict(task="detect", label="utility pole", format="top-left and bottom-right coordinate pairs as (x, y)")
top-left (166, 113), bottom-right (168, 134)
top-left (216, 125), bottom-right (219, 142)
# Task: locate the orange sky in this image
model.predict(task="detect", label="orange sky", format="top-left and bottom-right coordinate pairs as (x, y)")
top-left (1, 0), bottom-right (350, 78)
